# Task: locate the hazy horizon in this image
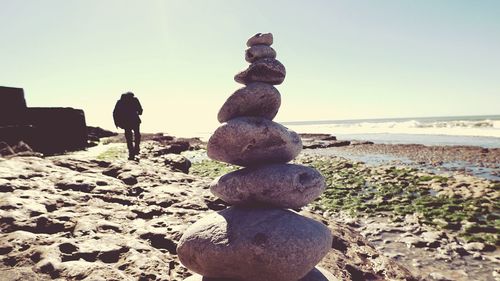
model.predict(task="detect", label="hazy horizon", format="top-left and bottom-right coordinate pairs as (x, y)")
top-left (2, 0), bottom-right (499, 134)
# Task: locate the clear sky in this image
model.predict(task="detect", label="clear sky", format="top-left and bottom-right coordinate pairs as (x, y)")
top-left (1, 0), bottom-right (499, 135)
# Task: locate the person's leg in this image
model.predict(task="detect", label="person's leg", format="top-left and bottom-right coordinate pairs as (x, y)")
top-left (133, 124), bottom-right (141, 156)
top-left (124, 128), bottom-right (134, 159)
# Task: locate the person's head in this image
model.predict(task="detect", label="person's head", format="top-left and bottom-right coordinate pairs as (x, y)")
top-left (121, 91), bottom-right (134, 100)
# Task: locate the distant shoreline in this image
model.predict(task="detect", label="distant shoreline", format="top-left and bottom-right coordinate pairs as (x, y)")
top-left (131, 114), bottom-right (500, 147)
top-left (281, 114), bottom-right (500, 126)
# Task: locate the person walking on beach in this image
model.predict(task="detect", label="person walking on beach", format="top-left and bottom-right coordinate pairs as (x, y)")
top-left (113, 92), bottom-right (143, 160)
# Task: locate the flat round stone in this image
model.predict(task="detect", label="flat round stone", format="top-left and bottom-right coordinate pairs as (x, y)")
top-left (234, 58), bottom-right (286, 85)
top-left (246, 33), bottom-right (273, 47)
top-left (177, 207), bottom-right (332, 281)
top-left (207, 117), bottom-right (302, 166)
top-left (217, 83), bottom-right (281, 123)
top-left (211, 164), bottom-right (325, 208)
top-left (245, 45), bottom-right (276, 63)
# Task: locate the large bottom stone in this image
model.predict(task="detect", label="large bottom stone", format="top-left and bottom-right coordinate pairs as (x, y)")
top-left (177, 207), bottom-right (332, 281)
top-left (210, 164), bottom-right (325, 208)
top-left (183, 267), bottom-right (339, 281)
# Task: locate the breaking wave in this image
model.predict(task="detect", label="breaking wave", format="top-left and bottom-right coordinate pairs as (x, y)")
top-left (285, 117), bottom-right (500, 138)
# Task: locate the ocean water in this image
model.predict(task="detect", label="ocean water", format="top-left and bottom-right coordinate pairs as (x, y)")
top-left (283, 115), bottom-right (500, 148)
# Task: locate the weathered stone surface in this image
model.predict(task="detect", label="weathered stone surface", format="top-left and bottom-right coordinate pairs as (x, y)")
top-left (463, 242), bottom-right (486, 252)
top-left (211, 164), bottom-right (325, 208)
top-left (246, 33), bottom-right (273, 47)
top-left (177, 207), bottom-right (332, 281)
top-left (153, 141), bottom-right (190, 156)
top-left (245, 45), bottom-right (276, 63)
top-left (163, 153), bottom-right (191, 174)
top-left (0, 141), bottom-right (422, 281)
top-left (234, 58), bottom-right (286, 85)
top-left (217, 83), bottom-right (281, 123)
top-left (207, 117), bottom-right (302, 166)
top-left (117, 171), bottom-right (138, 185)
top-left (0, 141), bottom-right (15, 156)
top-left (86, 126), bottom-right (118, 142)
top-left (11, 141), bottom-right (34, 154)
top-left (303, 140), bottom-right (351, 149)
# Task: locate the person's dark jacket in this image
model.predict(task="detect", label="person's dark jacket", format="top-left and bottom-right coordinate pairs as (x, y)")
top-left (113, 93), bottom-right (142, 129)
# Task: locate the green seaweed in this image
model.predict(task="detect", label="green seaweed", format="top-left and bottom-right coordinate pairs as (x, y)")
top-left (302, 156), bottom-right (499, 246)
top-left (190, 155), bottom-right (499, 247)
top-left (190, 159), bottom-right (238, 178)
top-left (96, 146), bottom-right (127, 161)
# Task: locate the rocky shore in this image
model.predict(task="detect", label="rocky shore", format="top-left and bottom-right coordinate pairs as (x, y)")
top-left (0, 139), bottom-right (421, 281)
top-left (300, 134), bottom-right (500, 181)
top-left (192, 147), bottom-right (499, 281)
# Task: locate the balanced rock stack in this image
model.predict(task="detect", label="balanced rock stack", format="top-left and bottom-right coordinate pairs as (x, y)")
top-left (177, 33), bottom-right (335, 281)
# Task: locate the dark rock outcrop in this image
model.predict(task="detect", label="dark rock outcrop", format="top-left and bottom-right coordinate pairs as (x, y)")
top-left (26, 108), bottom-right (88, 154)
top-left (163, 153), bottom-right (192, 174)
top-left (87, 126), bottom-right (118, 142)
top-left (0, 86), bottom-right (27, 126)
top-left (0, 86), bottom-right (89, 155)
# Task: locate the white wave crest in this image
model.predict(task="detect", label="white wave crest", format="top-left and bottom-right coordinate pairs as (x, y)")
top-left (287, 119), bottom-right (500, 138)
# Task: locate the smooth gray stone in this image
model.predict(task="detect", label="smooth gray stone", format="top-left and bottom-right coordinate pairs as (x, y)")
top-left (246, 33), bottom-right (273, 47)
top-left (207, 117), bottom-right (302, 166)
top-left (210, 164), bottom-right (325, 208)
top-left (234, 58), bottom-right (286, 85)
top-left (184, 267), bottom-right (339, 281)
top-left (217, 83), bottom-right (281, 123)
top-left (177, 207), bottom-right (332, 281)
top-left (245, 45), bottom-right (277, 63)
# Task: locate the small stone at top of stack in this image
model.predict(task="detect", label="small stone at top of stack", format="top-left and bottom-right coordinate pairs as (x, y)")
top-left (246, 32), bottom-right (273, 46)
top-left (235, 33), bottom-right (286, 86)
top-left (245, 33), bottom-right (276, 63)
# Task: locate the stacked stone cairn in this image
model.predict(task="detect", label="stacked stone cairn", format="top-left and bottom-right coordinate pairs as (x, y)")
top-left (177, 33), bottom-right (335, 281)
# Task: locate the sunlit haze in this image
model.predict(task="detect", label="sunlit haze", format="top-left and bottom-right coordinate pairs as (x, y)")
top-left (2, 0), bottom-right (499, 136)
